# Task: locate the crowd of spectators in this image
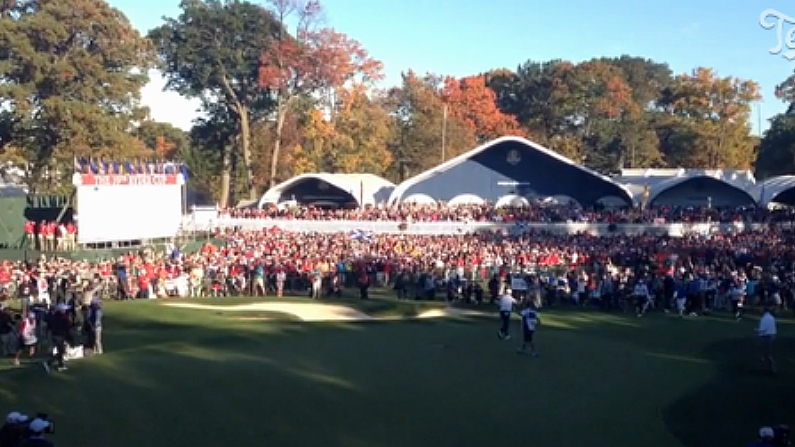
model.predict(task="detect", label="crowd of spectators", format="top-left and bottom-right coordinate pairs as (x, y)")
top-left (218, 203), bottom-right (795, 225)
top-left (1, 225), bottom-right (793, 317)
top-left (23, 221), bottom-right (77, 252)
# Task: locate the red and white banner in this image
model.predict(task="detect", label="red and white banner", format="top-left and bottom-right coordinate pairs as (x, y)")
top-left (73, 173), bottom-right (183, 186)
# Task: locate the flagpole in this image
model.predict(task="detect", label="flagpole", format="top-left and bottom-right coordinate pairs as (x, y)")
top-left (182, 171), bottom-right (188, 215)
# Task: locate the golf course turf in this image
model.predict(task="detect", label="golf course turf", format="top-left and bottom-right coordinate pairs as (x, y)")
top-left (0, 295), bottom-right (792, 447)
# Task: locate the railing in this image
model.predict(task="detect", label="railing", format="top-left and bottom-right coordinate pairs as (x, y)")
top-left (180, 216), bottom-right (768, 237)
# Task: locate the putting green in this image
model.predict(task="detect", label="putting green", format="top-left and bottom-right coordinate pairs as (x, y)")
top-left (0, 297), bottom-right (792, 447)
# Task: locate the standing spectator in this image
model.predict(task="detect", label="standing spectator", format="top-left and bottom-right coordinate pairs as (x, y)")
top-left (87, 299), bottom-right (103, 355)
top-left (45, 222), bottom-right (56, 252)
top-left (14, 313), bottom-right (37, 367)
top-left (24, 220), bottom-right (35, 250)
top-left (65, 221), bottom-right (77, 251)
top-left (0, 305), bottom-right (13, 356)
top-left (36, 222), bottom-right (46, 252)
top-left (56, 222), bottom-right (67, 251)
top-left (357, 269), bottom-right (370, 300)
top-left (757, 307), bottom-right (777, 373)
top-left (497, 288), bottom-right (516, 340)
top-left (276, 268), bottom-right (286, 297)
top-left (45, 304), bottom-right (71, 373)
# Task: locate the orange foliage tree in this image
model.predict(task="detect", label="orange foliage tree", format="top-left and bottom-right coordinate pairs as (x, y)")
top-left (441, 74), bottom-right (525, 141)
top-left (298, 88), bottom-right (393, 175)
top-left (258, 0), bottom-right (383, 185)
top-left (155, 136), bottom-right (178, 159)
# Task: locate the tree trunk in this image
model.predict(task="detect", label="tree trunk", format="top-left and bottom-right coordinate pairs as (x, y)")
top-left (238, 106), bottom-right (257, 200)
top-left (219, 143), bottom-right (232, 208)
top-left (269, 97), bottom-right (290, 188)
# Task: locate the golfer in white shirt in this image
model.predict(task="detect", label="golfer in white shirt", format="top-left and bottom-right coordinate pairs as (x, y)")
top-left (497, 289), bottom-right (517, 340)
top-left (757, 307), bottom-right (777, 373)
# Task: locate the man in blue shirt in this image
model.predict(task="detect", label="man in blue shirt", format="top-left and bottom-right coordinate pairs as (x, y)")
top-left (115, 258), bottom-right (129, 300)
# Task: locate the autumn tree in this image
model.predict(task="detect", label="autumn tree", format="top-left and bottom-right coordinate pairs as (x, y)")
top-left (298, 89), bottom-right (393, 175)
top-left (257, 0), bottom-right (320, 188)
top-left (487, 59), bottom-right (640, 168)
top-left (658, 67), bottom-right (761, 168)
top-left (258, 0), bottom-right (384, 186)
top-left (601, 57), bottom-right (673, 169)
top-left (487, 60), bottom-right (573, 145)
top-left (558, 61), bottom-right (639, 168)
top-left (441, 74), bottom-right (525, 141)
top-left (385, 71), bottom-right (476, 180)
top-left (0, 0), bottom-right (155, 192)
top-left (135, 121), bottom-right (188, 160)
top-left (149, 0), bottom-right (281, 206)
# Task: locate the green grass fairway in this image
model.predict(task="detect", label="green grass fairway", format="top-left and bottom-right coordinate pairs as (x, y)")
top-left (1, 296), bottom-right (793, 447)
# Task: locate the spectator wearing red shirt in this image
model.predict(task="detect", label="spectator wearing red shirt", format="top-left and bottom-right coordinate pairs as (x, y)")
top-left (24, 221), bottom-right (35, 249)
top-left (36, 222), bottom-right (46, 251)
top-left (65, 222), bottom-right (76, 251)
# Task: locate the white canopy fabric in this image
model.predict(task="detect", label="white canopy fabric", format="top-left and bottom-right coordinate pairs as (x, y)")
top-left (495, 194), bottom-right (530, 207)
top-left (402, 193), bottom-right (437, 204)
top-left (754, 175), bottom-right (795, 205)
top-left (447, 194), bottom-right (485, 206)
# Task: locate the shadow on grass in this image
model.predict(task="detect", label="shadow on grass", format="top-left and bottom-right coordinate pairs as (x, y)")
top-left (3, 301), bottom-right (793, 447)
top-left (0, 315), bottom-right (369, 447)
top-left (662, 336), bottom-right (795, 447)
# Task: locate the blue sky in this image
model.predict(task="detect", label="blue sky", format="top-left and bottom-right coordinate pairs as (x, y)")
top-left (109, 0), bottom-right (795, 134)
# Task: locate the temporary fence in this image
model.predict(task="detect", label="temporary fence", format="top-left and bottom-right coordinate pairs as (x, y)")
top-left (180, 216), bottom-right (768, 237)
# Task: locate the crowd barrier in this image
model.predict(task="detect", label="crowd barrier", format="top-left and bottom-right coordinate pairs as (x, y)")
top-left (180, 217), bottom-right (769, 237)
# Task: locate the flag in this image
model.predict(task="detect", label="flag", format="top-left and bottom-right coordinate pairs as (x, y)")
top-left (348, 229), bottom-right (373, 242)
top-left (89, 158), bottom-right (99, 174)
top-left (101, 160), bottom-right (109, 175)
top-left (137, 160), bottom-right (145, 174)
top-left (73, 157), bottom-right (81, 173)
top-left (180, 164), bottom-right (189, 181)
top-left (112, 161), bottom-right (120, 174)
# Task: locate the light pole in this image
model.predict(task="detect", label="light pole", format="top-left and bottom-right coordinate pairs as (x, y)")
top-left (441, 103), bottom-right (448, 163)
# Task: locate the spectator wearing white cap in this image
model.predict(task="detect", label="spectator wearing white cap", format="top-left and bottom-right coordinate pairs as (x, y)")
top-left (497, 288), bottom-right (516, 340)
top-left (745, 426), bottom-right (777, 446)
top-left (18, 418), bottom-right (54, 447)
top-left (0, 412), bottom-right (29, 447)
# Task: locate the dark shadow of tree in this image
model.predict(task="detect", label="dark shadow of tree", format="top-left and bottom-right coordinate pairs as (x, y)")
top-left (662, 336), bottom-right (795, 447)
